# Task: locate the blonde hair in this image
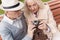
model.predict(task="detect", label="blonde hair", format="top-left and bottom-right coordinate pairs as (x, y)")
top-left (24, 0), bottom-right (45, 19)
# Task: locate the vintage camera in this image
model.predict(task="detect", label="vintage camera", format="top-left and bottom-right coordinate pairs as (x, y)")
top-left (32, 20), bottom-right (40, 27)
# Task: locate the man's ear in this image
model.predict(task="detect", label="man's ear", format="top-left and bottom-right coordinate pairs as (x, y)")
top-left (5, 11), bottom-right (9, 15)
top-left (6, 11), bottom-right (8, 13)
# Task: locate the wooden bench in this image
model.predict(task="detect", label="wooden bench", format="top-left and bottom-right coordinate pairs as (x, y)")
top-left (48, 0), bottom-right (60, 31)
top-left (48, 0), bottom-right (60, 25)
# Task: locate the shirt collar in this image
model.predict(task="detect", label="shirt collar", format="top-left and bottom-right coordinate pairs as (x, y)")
top-left (2, 14), bottom-right (14, 25)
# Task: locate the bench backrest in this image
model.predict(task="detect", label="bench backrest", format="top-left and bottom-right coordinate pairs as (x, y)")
top-left (48, 0), bottom-right (60, 24)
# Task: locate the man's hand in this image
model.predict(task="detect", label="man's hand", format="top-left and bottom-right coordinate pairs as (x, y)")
top-left (0, 35), bottom-right (2, 40)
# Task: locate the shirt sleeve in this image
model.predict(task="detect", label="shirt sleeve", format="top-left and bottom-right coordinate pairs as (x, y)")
top-left (0, 26), bottom-right (14, 40)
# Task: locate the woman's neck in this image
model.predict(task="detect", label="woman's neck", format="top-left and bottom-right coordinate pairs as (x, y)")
top-left (34, 11), bottom-right (38, 17)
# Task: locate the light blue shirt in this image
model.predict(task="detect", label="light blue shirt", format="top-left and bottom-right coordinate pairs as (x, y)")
top-left (0, 15), bottom-right (32, 40)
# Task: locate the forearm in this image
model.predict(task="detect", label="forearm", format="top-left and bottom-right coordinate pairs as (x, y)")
top-left (47, 8), bottom-right (59, 34)
top-left (47, 23), bottom-right (58, 33)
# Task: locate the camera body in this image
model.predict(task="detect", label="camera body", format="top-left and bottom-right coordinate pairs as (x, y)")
top-left (32, 20), bottom-right (40, 27)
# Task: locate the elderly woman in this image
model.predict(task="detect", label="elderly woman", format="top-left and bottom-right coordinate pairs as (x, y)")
top-left (24, 0), bottom-right (60, 40)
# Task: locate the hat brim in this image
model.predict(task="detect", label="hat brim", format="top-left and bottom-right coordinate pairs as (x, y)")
top-left (0, 1), bottom-right (24, 11)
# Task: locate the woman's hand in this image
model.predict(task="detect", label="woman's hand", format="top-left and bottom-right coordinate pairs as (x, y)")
top-left (38, 20), bottom-right (48, 30)
top-left (27, 20), bottom-right (36, 38)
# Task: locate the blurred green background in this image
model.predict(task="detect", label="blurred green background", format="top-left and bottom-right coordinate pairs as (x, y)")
top-left (0, 0), bottom-right (50, 15)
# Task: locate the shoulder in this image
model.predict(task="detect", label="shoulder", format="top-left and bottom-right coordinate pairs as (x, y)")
top-left (0, 22), bottom-right (12, 35)
top-left (43, 2), bottom-right (50, 11)
top-left (21, 13), bottom-right (27, 22)
top-left (0, 21), bottom-right (8, 31)
top-left (43, 2), bottom-right (52, 14)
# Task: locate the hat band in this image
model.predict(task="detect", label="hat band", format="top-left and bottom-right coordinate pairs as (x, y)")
top-left (3, 3), bottom-right (20, 9)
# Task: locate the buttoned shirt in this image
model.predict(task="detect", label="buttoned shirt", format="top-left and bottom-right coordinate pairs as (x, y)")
top-left (0, 14), bottom-right (32, 40)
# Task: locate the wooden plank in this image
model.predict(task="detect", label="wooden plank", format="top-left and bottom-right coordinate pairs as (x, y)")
top-left (48, 0), bottom-right (60, 24)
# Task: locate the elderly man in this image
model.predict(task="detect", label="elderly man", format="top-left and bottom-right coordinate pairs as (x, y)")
top-left (0, 0), bottom-right (35, 40)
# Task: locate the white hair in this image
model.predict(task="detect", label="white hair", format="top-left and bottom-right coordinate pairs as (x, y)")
top-left (24, 0), bottom-right (45, 19)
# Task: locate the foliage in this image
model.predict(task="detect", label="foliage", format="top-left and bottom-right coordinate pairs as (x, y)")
top-left (0, 0), bottom-right (1, 4)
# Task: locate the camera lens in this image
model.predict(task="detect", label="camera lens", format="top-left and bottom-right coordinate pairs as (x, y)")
top-left (34, 21), bottom-right (38, 25)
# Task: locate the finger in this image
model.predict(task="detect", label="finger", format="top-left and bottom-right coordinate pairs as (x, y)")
top-left (39, 24), bottom-right (44, 27)
top-left (32, 26), bottom-right (36, 29)
top-left (32, 28), bottom-right (36, 32)
top-left (39, 21), bottom-right (44, 25)
top-left (28, 25), bottom-right (35, 30)
top-left (39, 23), bottom-right (43, 25)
